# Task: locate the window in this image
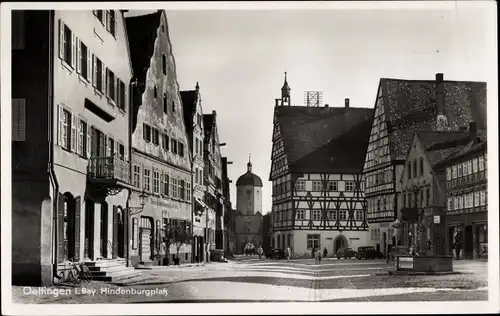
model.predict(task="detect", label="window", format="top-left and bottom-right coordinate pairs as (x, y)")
top-left (106, 136), bottom-right (114, 157)
top-left (327, 210), bottom-right (336, 221)
top-left (413, 160), bottom-right (417, 178)
top-left (295, 179), bottom-right (305, 191)
top-left (107, 69), bottom-right (116, 102)
top-left (60, 107), bottom-right (71, 150)
top-left (472, 158), bottom-right (478, 173)
top-left (447, 197), bottom-right (453, 211)
top-left (186, 182), bottom-right (191, 202)
top-left (106, 10), bottom-right (116, 37)
top-left (467, 160), bottom-right (472, 175)
top-left (77, 118), bottom-right (87, 156)
top-left (94, 10), bottom-right (105, 24)
top-left (407, 163), bottom-right (411, 179)
top-left (152, 169), bottom-right (160, 194)
top-left (383, 198), bottom-right (386, 211)
top-left (179, 180), bottom-right (186, 200)
top-left (312, 210), bottom-right (321, 221)
top-left (12, 99), bottom-right (26, 142)
top-left (118, 80), bottom-right (126, 111)
top-left (152, 128), bottom-right (159, 145)
top-left (171, 178), bottom-right (178, 199)
top-left (118, 143), bottom-right (125, 161)
top-left (143, 168), bottom-right (151, 192)
top-left (312, 181), bottom-right (322, 191)
top-left (162, 173), bottom-right (169, 196)
top-left (478, 156), bottom-right (484, 171)
top-left (143, 124), bottom-right (151, 142)
top-left (63, 24), bottom-right (72, 66)
top-left (179, 142), bottom-right (184, 157)
top-left (480, 190), bottom-right (486, 206)
top-left (133, 164), bottom-right (140, 188)
top-left (452, 165), bottom-right (457, 178)
top-left (419, 158), bottom-right (424, 176)
top-left (377, 199), bottom-right (381, 212)
top-left (78, 40), bottom-right (89, 80)
top-left (171, 139), bottom-right (178, 154)
top-left (172, 101), bottom-right (175, 112)
top-left (12, 10), bottom-right (25, 50)
top-left (296, 210), bottom-right (305, 220)
top-left (94, 56), bottom-right (104, 92)
top-left (327, 181), bottom-right (338, 191)
top-left (162, 54), bottom-right (167, 75)
top-left (462, 161), bottom-right (468, 176)
top-left (339, 210), bottom-right (347, 220)
top-left (403, 193), bottom-right (407, 208)
top-left (307, 234), bottom-right (320, 249)
top-left (446, 167), bottom-right (451, 181)
top-left (163, 93), bottom-right (167, 113)
top-left (162, 134), bottom-right (169, 150)
top-left (355, 210), bottom-right (363, 221)
top-left (345, 181), bottom-right (354, 191)
top-left (457, 163), bottom-right (462, 177)
top-left (459, 195), bottom-right (464, 209)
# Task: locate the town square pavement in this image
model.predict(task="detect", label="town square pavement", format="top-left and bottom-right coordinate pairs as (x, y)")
top-left (11, 256), bottom-right (488, 303)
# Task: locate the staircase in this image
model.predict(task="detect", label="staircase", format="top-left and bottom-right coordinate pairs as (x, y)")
top-left (86, 258), bottom-right (141, 282)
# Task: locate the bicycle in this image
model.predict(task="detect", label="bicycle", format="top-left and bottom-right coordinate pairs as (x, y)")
top-left (69, 261), bottom-right (93, 285)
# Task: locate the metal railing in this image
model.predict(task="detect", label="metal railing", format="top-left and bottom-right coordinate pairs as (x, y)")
top-left (87, 156), bottom-right (131, 184)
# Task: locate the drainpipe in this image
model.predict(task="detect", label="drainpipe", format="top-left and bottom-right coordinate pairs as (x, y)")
top-left (47, 10), bottom-right (60, 279)
top-left (126, 80), bottom-right (135, 267)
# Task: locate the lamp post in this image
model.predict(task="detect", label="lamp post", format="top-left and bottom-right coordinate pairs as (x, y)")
top-left (128, 190), bottom-right (148, 215)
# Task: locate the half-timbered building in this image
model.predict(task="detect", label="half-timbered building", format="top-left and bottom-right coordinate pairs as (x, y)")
top-left (126, 10), bottom-right (193, 266)
top-left (269, 75), bottom-right (373, 257)
top-left (362, 73), bottom-right (487, 255)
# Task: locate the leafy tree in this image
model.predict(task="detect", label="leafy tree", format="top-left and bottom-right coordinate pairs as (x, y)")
top-left (162, 220), bottom-right (193, 264)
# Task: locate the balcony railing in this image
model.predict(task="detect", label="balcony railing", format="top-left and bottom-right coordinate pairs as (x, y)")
top-left (87, 156), bottom-right (131, 184)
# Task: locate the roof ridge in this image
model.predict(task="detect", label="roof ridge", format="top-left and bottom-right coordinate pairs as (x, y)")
top-left (381, 78), bottom-right (487, 84)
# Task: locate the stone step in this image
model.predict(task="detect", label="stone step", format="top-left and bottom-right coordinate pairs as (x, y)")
top-left (93, 269), bottom-right (141, 282)
top-left (88, 264), bottom-right (128, 273)
top-left (85, 259), bottom-right (126, 268)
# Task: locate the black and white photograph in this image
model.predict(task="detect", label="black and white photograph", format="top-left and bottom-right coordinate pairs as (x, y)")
top-left (1, 1), bottom-right (498, 314)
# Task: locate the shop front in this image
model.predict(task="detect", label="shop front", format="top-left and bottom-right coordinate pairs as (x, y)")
top-left (446, 212), bottom-right (487, 260)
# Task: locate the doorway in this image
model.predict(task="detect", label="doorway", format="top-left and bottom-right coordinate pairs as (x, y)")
top-left (84, 199), bottom-right (95, 260)
top-left (100, 202), bottom-right (108, 259)
top-left (465, 225), bottom-right (473, 259)
top-left (63, 193), bottom-right (77, 261)
top-left (333, 234), bottom-right (348, 254)
top-left (116, 207), bottom-right (125, 258)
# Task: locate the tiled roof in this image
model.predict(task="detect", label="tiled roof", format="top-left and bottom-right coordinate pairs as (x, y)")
top-left (275, 106), bottom-right (374, 174)
top-left (416, 131), bottom-right (470, 167)
top-left (125, 11), bottom-right (162, 85)
top-left (440, 139), bottom-right (487, 167)
top-left (380, 78), bottom-right (487, 160)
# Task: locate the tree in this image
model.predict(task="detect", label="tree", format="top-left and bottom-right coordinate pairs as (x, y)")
top-left (162, 220), bottom-right (193, 265)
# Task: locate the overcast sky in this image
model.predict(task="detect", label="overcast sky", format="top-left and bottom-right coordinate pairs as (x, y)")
top-left (127, 2), bottom-right (495, 214)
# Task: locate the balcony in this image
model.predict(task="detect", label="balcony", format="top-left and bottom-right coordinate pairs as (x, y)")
top-left (87, 156), bottom-right (132, 199)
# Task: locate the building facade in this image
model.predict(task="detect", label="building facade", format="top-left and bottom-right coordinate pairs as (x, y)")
top-left (180, 83), bottom-right (209, 263)
top-left (203, 112), bottom-right (225, 251)
top-left (221, 157), bottom-right (235, 256)
top-left (440, 135), bottom-right (487, 259)
top-left (362, 73), bottom-right (487, 255)
top-left (269, 75), bottom-right (373, 257)
top-left (126, 10), bottom-right (192, 266)
top-left (398, 129), bottom-right (475, 256)
top-left (235, 159), bottom-right (264, 253)
top-left (12, 10), bottom-right (133, 286)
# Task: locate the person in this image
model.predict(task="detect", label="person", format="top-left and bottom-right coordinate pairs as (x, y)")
top-left (312, 247), bottom-right (316, 259)
top-left (323, 247), bottom-right (328, 259)
top-left (286, 246), bottom-right (291, 261)
top-left (315, 248), bottom-right (321, 264)
top-left (258, 246), bottom-right (263, 260)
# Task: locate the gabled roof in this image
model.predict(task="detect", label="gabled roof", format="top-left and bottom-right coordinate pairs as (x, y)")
top-left (435, 139), bottom-right (487, 169)
top-left (274, 106), bottom-right (374, 174)
top-left (378, 78), bottom-right (487, 160)
top-left (125, 11), bottom-right (162, 84)
top-left (203, 113), bottom-right (214, 142)
top-left (180, 89), bottom-right (197, 148)
top-left (416, 131), bottom-right (470, 167)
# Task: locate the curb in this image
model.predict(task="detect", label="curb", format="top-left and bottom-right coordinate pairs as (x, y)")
top-left (382, 271), bottom-right (463, 276)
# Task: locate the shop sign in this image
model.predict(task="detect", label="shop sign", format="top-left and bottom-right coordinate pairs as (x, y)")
top-left (397, 257), bottom-right (414, 270)
top-left (434, 215), bottom-right (441, 224)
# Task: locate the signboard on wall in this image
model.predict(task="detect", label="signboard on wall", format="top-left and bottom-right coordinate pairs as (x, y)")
top-left (434, 215), bottom-right (441, 224)
top-left (397, 257), bottom-right (414, 271)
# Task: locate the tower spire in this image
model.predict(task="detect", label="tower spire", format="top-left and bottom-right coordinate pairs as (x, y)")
top-left (247, 154), bottom-right (252, 173)
top-left (281, 71), bottom-right (291, 106)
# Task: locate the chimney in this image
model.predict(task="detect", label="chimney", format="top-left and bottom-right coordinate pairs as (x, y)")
top-left (469, 121), bottom-right (477, 141)
top-left (345, 98), bottom-right (350, 114)
top-left (435, 73), bottom-right (448, 130)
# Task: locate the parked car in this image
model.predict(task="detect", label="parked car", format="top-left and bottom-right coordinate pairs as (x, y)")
top-left (357, 246), bottom-right (384, 260)
top-left (336, 247), bottom-right (357, 259)
top-left (266, 249), bottom-right (286, 259)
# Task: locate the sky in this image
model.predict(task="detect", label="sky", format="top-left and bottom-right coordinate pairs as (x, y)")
top-left (126, 2), bottom-right (495, 215)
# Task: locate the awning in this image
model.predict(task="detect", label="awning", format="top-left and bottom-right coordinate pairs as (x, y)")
top-left (195, 197), bottom-right (208, 209)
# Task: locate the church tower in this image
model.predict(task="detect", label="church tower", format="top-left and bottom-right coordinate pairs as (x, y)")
top-left (234, 155), bottom-right (264, 253)
top-left (275, 72), bottom-right (291, 106)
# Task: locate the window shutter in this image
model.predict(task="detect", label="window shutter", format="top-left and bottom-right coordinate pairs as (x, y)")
top-left (87, 48), bottom-right (92, 84)
top-left (115, 76), bottom-right (119, 104)
top-left (112, 206), bottom-right (118, 259)
top-left (76, 38), bottom-right (81, 73)
top-left (71, 32), bottom-right (76, 68)
top-left (58, 19), bottom-right (64, 59)
top-left (74, 196), bottom-right (81, 261)
top-left (102, 65), bottom-right (107, 95)
top-left (58, 105), bottom-right (64, 146)
top-left (124, 145), bottom-right (129, 163)
top-left (124, 83), bottom-right (128, 112)
top-left (12, 99), bottom-right (26, 142)
top-left (76, 118), bottom-right (83, 155)
top-left (86, 124), bottom-right (92, 158)
top-left (57, 193), bottom-right (65, 263)
top-left (92, 54), bottom-right (97, 87)
top-left (71, 113), bottom-right (77, 152)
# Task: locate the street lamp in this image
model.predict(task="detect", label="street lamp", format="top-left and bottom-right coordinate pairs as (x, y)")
top-left (128, 190), bottom-right (148, 215)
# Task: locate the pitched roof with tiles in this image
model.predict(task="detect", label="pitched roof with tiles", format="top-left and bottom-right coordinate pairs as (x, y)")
top-left (125, 11), bottom-right (162, 84)
top-left (274, 106), bottom-right (374, 174)
top-left (435, 139), bottom-right (487, 169)
top-left (416, 131), bottom-right (470, 167)
top-left (379, 78), bottom-right (487, 161)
